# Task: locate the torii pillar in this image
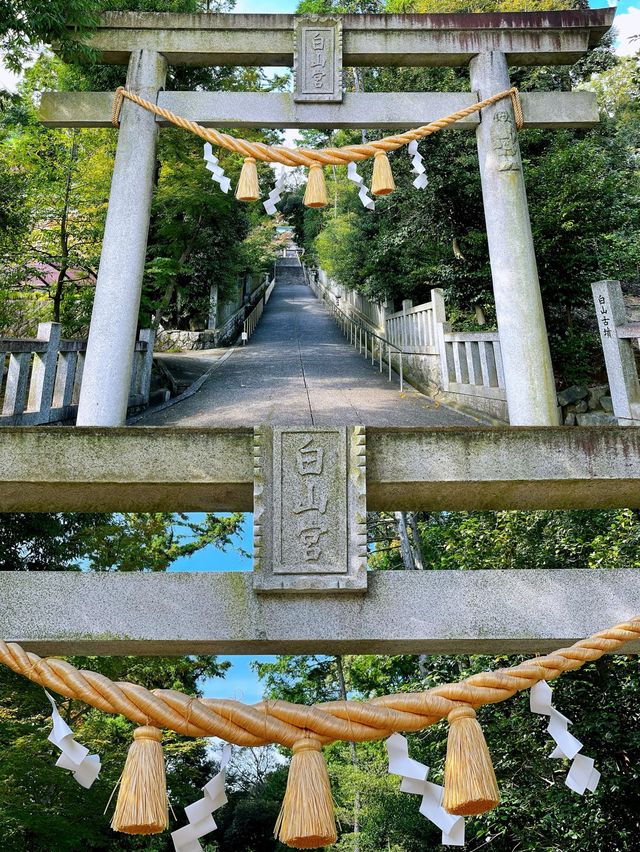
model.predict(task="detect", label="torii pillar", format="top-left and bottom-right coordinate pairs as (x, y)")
top-left (76, 49), bottom-right (167, 426)
top-left (470, 52), bottom-right (559, 425)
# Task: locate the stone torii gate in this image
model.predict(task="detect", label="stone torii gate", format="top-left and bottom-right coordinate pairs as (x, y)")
top-left (40, 9), bottom-right (614, 428)
top-left (9, 7), bottom-right (637, 647)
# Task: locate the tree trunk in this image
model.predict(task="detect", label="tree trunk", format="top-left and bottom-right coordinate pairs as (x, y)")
top-left (395, 512), bottom-right (416, 570)
top-left (407, 512), bottom-right (425, 570)
top-left (53, 130), bottom-right (79, 323)
top-left (335, 655), bottom-right (360, 852)
top-left (151, 215), bottom-right (203, 328)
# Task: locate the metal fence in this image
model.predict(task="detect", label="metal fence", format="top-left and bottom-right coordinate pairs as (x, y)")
top-left (308, 271), bottom-right (404, 392)
top-left (242, 277), bottom-right (276, 345)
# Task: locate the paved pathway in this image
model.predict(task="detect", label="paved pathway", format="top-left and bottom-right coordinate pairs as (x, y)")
top-left (137, 279), bottom-right (477, 427)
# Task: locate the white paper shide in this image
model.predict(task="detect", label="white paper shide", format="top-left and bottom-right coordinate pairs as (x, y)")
top-left (408, 140), bottom-right (428, 190)
top-left (46, 691), bottom-right (101, 789)
top-left (386, 733), bottom-right (465, 846)
top-left (347, 161), bottom-right (375, 210)
top-left (530, 680), bottom-right (600, 795)
top-left (203, 143), bottom-right (231, 194)
top-left (172, 744), bottom-right (232, 852)
top-left (264, 170), bottom-right (287, 216)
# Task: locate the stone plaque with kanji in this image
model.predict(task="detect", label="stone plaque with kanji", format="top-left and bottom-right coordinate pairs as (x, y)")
top-left (294, 17), bottom-right (343, 103)
top-left (253, 426), bottom-right (367, 592)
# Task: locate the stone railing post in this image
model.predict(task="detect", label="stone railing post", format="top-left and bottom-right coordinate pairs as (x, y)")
top-left (136, 328), bottom-right (156, 406)
top-left (28, 322), bottom-right (61, 422)
top-left (2, 353), bottom-right (30, 418)
top-left (77, 49), bottom-right (167, 426)
top-left (207, 283), bottom-right (218, 331)
top-left (381, 302), bottom-right (394, 338)
top-left (401, 299), bottom-right (413, 351)
top-left (470, 51), bottom-right (558, 425)
top-left (592, 280), bottom-right (640, 424)
top-left (53, 347), bottom-right (79, 414)
top-left (431, 288), bottom-right (451, 391)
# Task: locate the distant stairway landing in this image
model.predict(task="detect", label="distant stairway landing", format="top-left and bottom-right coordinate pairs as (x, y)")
top-left (274, 257), bottom-right (307, 286)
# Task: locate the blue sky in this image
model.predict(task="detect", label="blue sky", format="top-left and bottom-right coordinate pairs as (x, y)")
top-left (234, 0), bottom-right (298, 11)
top-left (168, 514), bottom-right (275, 704)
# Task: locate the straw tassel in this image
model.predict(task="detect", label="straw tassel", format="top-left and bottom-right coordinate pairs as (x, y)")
top-left (111, 726), bottom-right (168, 835)
top-left (236, 157), bottom-right (260, 202)
top-left (274, 737), bottom-right (337, 849)
top-left (443, 706), bottom-right (500, 817)
top-left (303, 163), bottom-right (329, 209)
top-left (371, 151), bottom-right (395, 196)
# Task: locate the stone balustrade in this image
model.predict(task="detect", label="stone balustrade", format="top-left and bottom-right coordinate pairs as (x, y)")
top-left (440, 330), bottom-right (506, 398)
top-left (386, 300), bottom-right (438, 354)
top-left (311, 268), bottom-right (508, 421)
top-left (0, 323), bottom-right (154, 425)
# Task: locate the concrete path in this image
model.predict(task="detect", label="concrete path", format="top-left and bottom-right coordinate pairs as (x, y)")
top-left (154, 349), bottom-right (229, 391)
top-left (137, 281), bottom-right (477, 427)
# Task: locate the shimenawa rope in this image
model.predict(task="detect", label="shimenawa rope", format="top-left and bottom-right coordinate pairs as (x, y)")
top-left (5, 618), bottom-right (635, 846)
top-left (2, 615), bottom-right (637, 749)
top-left (110, 85), bottom-right (524, 168)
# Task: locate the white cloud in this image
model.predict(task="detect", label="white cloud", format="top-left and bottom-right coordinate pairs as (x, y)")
top-left (614, 6), bottom-right (640, 56)
top-left (0, 56), bottom-right (21, 92)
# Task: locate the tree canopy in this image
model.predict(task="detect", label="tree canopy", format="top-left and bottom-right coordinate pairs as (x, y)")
top-left (0, 0), bottom-right (284, 336)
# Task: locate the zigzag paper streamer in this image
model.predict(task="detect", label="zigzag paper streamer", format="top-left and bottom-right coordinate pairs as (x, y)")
top-left (264, 170), bottom-right (286, 216)
top-left (45, 691), bottom-right (101, 789)
top-left (386, 733), bottom-right (464, 846)
top-left (203, 143), bottom-right (231, 194)
top-left (347, 161), bottom-right (375, 211)
top-left (171, 744), bottom-right (232, 852)
top-left (408, 140), bottom-right (428, 190)
top-left (530, 681), bottom-right (601, 795)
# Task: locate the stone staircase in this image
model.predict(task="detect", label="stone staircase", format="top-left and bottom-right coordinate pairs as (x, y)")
top-left (276, 257), bottom-right (306, 286)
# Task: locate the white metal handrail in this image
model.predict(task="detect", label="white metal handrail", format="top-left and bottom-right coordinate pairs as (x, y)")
top-left (242, 277), bottom-right (275, 344)
top-left (307, 270), bottom-right (404, 392)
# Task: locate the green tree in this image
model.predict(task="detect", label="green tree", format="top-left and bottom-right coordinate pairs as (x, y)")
top-left (0, 0), bottom-right (288, 337)
top-left (368, 509), bottom-right (640, 572)
top-left (0, 0), bottom-right (100, 72)
top-left (0, 509), bottom-right (246, 850)
top-left (0, 511), bottom-right (244, 571)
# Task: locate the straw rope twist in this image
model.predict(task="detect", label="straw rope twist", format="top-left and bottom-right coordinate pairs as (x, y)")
top-left (2, 617), bottom-right (638, 749)
top-left (111, 86), bottom-right (524, 168)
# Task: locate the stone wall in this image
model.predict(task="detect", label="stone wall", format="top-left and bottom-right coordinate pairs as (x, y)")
top-left (155, 277), bottom-right (269, 352)
top-left (155, 329), bottom-right (217, 352)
